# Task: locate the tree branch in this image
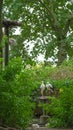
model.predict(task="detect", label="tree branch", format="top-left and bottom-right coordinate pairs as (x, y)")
top-left (63, 13), bottom-right (73, 36)
top-left (39, 0), bottom-right (52, 23)
top-left (39, 0), bottom-right (62, 36)
top-left (2, 19), bottom-right (22, 28)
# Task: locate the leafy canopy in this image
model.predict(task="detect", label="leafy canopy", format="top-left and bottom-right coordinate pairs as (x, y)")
top-left (3, 0), bottom-right (73, 62)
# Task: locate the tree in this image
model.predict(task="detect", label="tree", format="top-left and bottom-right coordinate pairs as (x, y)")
top-left (3, 0), bottom-right (73, 65)
top-left (39, 0), bottom-right (73, 65)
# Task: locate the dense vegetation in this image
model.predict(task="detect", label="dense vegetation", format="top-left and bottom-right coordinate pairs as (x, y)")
top-left (0, 1), bottom-right (73, 129)
top-left (0, 0), bottom-right (73, 67)
top-left (0, 57), bottom-right (73, 129)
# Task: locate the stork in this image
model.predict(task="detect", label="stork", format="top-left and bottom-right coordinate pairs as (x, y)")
top-left (46, 82), bottom-right (53, 93)
top-left (40, 81), bottom-right (45, 97)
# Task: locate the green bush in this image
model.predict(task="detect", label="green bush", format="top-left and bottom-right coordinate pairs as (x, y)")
top-left (0, 57), bottom-right (36, 129)
top-left (45, 79), bottom-right (73, 128)
top-left (60, 83), bottom-right (73, 127)
top-left (0, 57), bottom-right (73, 129)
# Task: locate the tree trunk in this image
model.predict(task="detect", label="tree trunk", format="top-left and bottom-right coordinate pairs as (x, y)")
top-left (57, 39), bottom-right (67, 66)
top-left (0, 0), bottom-right (3, 69)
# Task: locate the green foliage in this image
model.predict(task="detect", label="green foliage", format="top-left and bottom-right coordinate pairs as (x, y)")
top-left (2, 57), bottom-right (23, 81)
top-left (0, 57), bottom-right (73, 128)
top-left (0, 92), bottom-right (33, 128)
top-left (45, 79), bottom-right (73, 128)
top-left (1, 35), bottom-right (8, 47)
top-left (0, 58), bottom-right (36, 129)
top-left (60, 85), bottom-right (73, 127)
top-left (3, 0), bottom-right (73, 64)
top-left (61, 57), bottom-right (73, 68)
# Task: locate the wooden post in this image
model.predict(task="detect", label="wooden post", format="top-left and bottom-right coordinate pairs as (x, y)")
top-left (2, 19), bottom-right (22, 66)
top-left (0, 0), bottom-right (3, 69)
top-left (4, 26), bottom-right (9, 66)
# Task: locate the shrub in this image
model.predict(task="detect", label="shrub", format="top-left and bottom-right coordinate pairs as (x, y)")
top-left (45, 79), bottom-right (73, 128)
top-left (0, 57), bottom-right (35, 129)
top-left (0, 57), bottom-right (73, 129)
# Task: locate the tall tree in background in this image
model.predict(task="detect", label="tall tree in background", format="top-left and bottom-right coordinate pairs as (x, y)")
top-left (3, 0), bottom-right (73, 65)
top-left (39, 0), bottom-right (73, 65)
top-left (0, 0), bottom-right (3, 68)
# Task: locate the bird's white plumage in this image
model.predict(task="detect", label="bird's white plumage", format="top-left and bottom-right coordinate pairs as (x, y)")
top-left (40, 81), bottom-right (45, 96)
top-left (40, 81), bottom-right (45, 89)
top-left (46, 82), bottom-right (53, 89)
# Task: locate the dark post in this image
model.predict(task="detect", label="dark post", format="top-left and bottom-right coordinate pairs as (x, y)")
top-left (2, 19), bottom-right (22, 66)
top-left (5, 27), bottom-right (9, 66)
top-left (0, 0), bottom-right (3, 69)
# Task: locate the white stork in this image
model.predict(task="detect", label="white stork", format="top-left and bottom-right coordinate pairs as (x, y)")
top-left (40, 81), bottom-right (45, 96)
top-left (46, 82), bottom-right (53, 93)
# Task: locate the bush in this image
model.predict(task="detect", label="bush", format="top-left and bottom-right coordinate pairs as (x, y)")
top-left (45, 79), bottom-right (73, 128)
top-left (0, 57), bottom-right (36, 129)
top-left (0, 57), bottom-right (73, 128)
